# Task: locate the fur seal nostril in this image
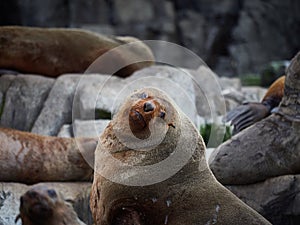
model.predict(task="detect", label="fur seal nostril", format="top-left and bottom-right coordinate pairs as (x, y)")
top-left (143, 102), bottom-right (155, 112)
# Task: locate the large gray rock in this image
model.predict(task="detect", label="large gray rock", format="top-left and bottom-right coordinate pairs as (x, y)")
top-left (72, 74), bottom-right (127, 121)
top-left (31, 74), bottom-right (80, 136)
top-left (189, 66), bottom-right (226, 118)
top-left (0, 182), bottom-right (92, 225)
top-left (58, 119), bottom-right (110, 138)
top-left (57, 124), bottom-right (73, 137)
top-left (69, 0), bottom-right (110, 26)
top-left (229, 0), bottom-right (300, 74)
top-left (227, 175), bottom-right (300, 225)
top-left (114, 0), bottom-right (153, 24)
top-left (19, 0), bottom-right (69, 27)
top-left (73, 119), bottom-right (110, 138)
top-left (0, 75), bottom-right (54, 131)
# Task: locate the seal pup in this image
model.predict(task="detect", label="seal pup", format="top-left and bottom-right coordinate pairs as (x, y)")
top-left (0, 127), bottom-right (96, 184)
top-left (210, 52), bottom-right (300, 185)
top-left (90, 88), bottom-right (271, 224)
top-left (16, 185), bottom-right (86, 225)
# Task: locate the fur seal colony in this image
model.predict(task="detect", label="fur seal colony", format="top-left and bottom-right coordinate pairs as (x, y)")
top-left (225, 75), bottom-right (285, 134)
top-left (90, 88), bottom-right (271, 224)
top-left (16, 185), bottom-right (86, 225)
top-left (210, 52), bottom-right (300, 185)
top-left (0, 127), bottom-right (96, 184)
top-left (0, 26), bottom-right (154, 77)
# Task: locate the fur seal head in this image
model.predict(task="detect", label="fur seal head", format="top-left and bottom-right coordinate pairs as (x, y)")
top-left (16, 185), bottom-right (84, 225)
top-left (111, 88), bottom-right (180, 153)
top-left (128, 91), bottom-right (172, 139)
top-left (17, 186), bottom-right (58, 223)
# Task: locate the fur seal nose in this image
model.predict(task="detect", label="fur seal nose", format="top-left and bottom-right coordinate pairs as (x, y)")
top-left (144, 102), bottom-right (155, 112)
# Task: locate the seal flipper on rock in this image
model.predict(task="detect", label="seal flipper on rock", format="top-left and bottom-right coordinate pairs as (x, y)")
top-left (210, 52), bottom-right (300, 185)
top-left (90, 88), bottom-right (271, 225)
top-left (225, 76), bottom-right (285, 134)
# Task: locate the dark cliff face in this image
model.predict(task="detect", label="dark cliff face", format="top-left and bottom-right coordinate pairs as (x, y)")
top-left (0, 0), bottom-right (299, 77)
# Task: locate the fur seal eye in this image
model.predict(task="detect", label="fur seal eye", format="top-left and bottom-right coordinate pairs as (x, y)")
top-left (159, 111), bottom-right (165, 119)
top-left (143, 102), bottom-right (154, 112)
top-left (47, 189), bottom-right (57, 198)
top-left (140, 92), bottom-right (148, 99)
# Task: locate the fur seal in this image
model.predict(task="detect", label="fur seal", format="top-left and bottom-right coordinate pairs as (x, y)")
top-left (210, 52), bottom-right (300, 185)
top-left (16, 185), bottom-right (86, 225)
top-left (90, 88), bottom-right (271, 224)
top-left (0, 26), bottom-right (154, 77)
top-left (0, 127), bottom-right (96, 184)
top-left (225, 76), bottom-right (285, 134)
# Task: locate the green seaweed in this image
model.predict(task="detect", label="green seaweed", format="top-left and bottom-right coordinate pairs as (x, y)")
top-left (95, 109), bottom-right (111, 120)
top-left (200, 123), bottom-right (232, 148)
top-left (240, 73), bottom-right (261, 86)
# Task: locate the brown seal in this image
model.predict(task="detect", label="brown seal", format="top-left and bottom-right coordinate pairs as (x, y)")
top-left (210, 52), bottom-right (300, 185)
top-left (0, 127), bottom-right (96, 184)
top-left (0, 26), bottom-right (154, 77)
top-left (225, 76), bottom-right (285, 134)
top-left (90, 88), bottom-right (271, 224)
top-left (16, 185), bottom-right (86, 225)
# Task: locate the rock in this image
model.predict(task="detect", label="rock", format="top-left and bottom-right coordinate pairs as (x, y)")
top-left (0, 182), bottom-right (92, 225)
top-left (69, 0), bottom-right (110, 26)
top-left (241, 86), bottom-right (267, 102)
top-left (31, 74), bottom-right (80, 136)
top-left (0, 74), bottom-right (15, 94)
top-left (72, 74), bottom-right (127, 121)
top-left (57, 124), bottom-right (73, 138)
top-left (0, 75), bottom-right (54, 131)
top-left (126, 65), bottom-right (198, 126)
top-left (227, 175), bottom-right (300, 225)
top-left (18, 0), bottom-right (69, 27)
top-left (189, 66), bottom-right (226, 118)
top-left (229, 0), bottom-right (300, 74)
top-left (114, 0), bottom-right (154, 24)
top-left (219, 77), bottom-right (241, 91)
top-left (73, 119), bottom-right (110, 138)
top-left (178, 10), bottom-right (206, 58)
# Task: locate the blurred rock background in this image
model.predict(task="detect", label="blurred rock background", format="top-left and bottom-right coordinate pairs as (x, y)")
top-left (1, 0), bottom-right (299, 79)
